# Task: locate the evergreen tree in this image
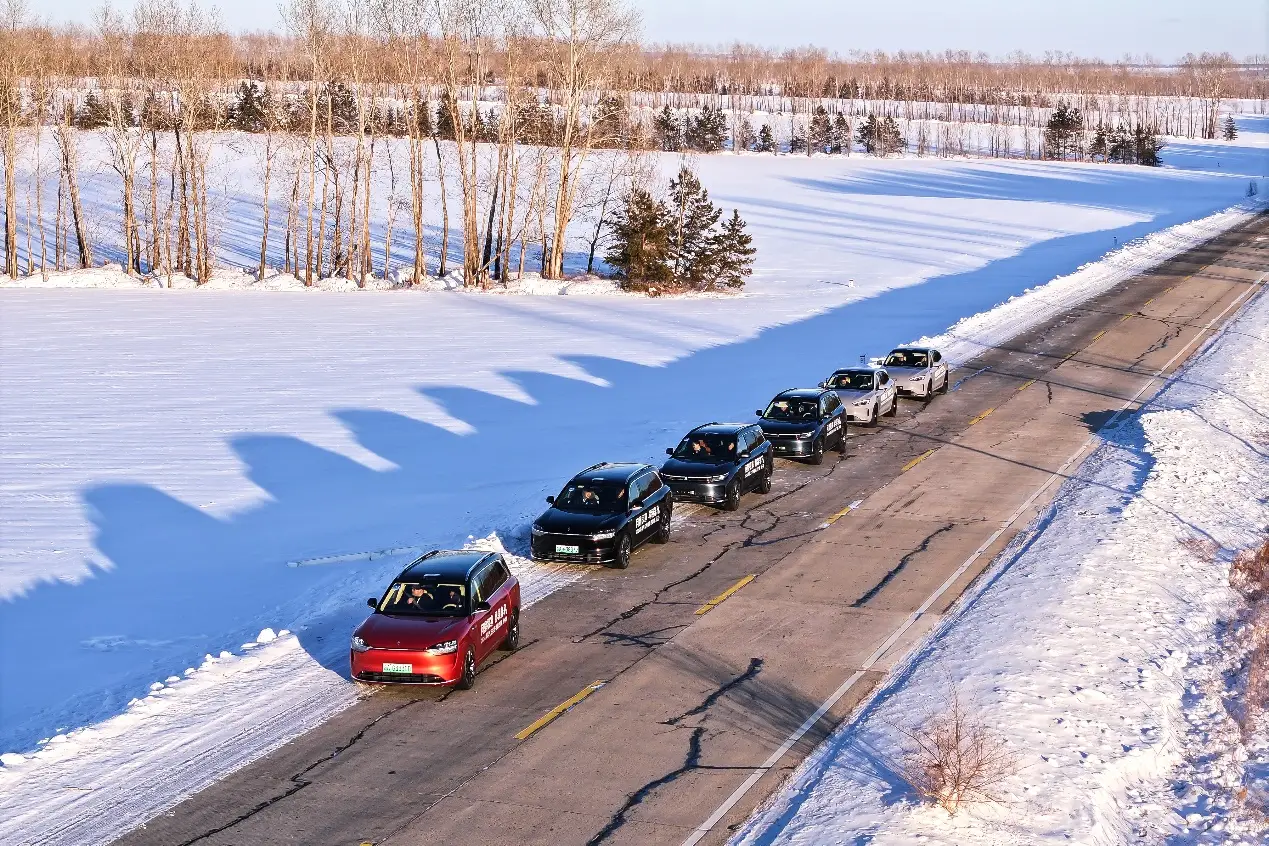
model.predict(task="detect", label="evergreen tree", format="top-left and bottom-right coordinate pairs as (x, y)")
top-left (668, 166), bottom-right (723, 287)
top-left (1089, 123), bottom-right (1108, 162)
top-left (710, 210), bottom-right (755, 289)
top-left (1223, 115), bottom-right (1238, 141)
top-left (685, 104), bottom-right (727, 152)
top-left (319, 79), bottom-right (360, 133)
top-left (592, 93), bottom-right (627, 148)
top-left (436, 92), bottom-right (457, 140)
top-left (808, 105), bottom-right (832, 153)
top-left (1043, 100), bottom-right (1083, 160)
top-left (75, 91), bottom-right (110, 129)
top-left (1134, 126), bottom-right (1165, 166)
top-left (605, 188), bottom-right (673, 289)
top-left (230, 81), bottom-right (272, 133)
top-left (830, 113), bottom-right (850, 154)
top-left (858, 114), bottom-right (902, 156)
top-left (788, 130), bottom-right (807, 154)
top-left (856, 113), bottom-right (879, 154)
top-left (413, 98), bottom-right (434, 137)
top-left (1107, 126), bottom-right (1134, 163)
top-left (732, 117), bottom-right (757, 152)
top-left (654, 105), bottom-right (683, 151)
top-left (756, 123), bottom-right (776, 153)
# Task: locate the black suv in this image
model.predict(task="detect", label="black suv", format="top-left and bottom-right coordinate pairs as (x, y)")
top-left (530, 463), bottom-right (672, 569)
top-left (756, 388), bottom-right (847, 465)
top-left (660, 423), bottom-right (773, 511)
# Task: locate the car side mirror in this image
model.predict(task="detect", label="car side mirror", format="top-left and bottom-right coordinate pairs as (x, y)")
top-left (366, 597), bottom-right (377, 609)
top-left (630, 498), bottom-right (644, 511)
top-left (666, 447), bottom-right (673, 455)
top-left (472, 600), bottom-right (491, 613)
top-left (755, 409), bottom-right (764, 417)
top-left (545, 495), bottom-right (555, 504)
top-left (818, 380), bottom-right (827, 388)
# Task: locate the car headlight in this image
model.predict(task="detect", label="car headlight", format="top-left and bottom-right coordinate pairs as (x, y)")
top-left (793, 432), bottom-right (813, 439)
top-left (705, 473), bottom-right (729, 482)
top-left (351, 636), bottom-right (370, 653)
top-left (531, 525), bottom-right (547, 536)
top-left (853, 398), bottom-right (871, 406)
top-left (909, 375), bottom-right (925, 382)
top-left (425, 640), bottom-right (458, 655)
top-left (589, 530), bottom-right (616, 541)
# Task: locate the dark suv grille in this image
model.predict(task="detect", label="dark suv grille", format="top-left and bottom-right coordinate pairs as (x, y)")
top-left (357, 671), bottom-right (446, 684)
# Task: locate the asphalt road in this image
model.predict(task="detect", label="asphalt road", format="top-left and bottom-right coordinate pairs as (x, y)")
top-left (115, 213), bottom-right (1268, 846)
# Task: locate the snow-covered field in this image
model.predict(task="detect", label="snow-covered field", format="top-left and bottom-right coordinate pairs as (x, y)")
top-left (0, 119), bottom-right (1265, 845)
top-left (734, 266), bottom-right (1269, 843)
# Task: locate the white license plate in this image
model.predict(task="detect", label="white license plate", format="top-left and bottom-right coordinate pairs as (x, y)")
top-left (556, 544), bottom-right (580, 554)
top-left (382, 662), bottom-right (413, 674)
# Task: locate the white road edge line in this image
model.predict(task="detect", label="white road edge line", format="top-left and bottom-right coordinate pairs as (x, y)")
top-left (681, 270), bottom-right (1267, 846)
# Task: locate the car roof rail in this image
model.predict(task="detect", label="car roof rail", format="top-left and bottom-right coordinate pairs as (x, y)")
top-left (581, 461), bottom-right (610, 473)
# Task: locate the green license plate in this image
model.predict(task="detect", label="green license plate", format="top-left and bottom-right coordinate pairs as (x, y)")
top-left (382, 662), bottom-right (413, 674)
top-left (556, 544), bottom-right (580, 554)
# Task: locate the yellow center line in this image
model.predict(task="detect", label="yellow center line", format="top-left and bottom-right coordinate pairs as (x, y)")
top-left (825, 505), bottom-right (854, 525)
top-left (1120, 314), bottom-right (1132, 322)
top-left (1090, 329), bottom-right (1107, 343)
top-left (901, 449), bottom-right (935, 472)
top-left (1143, 298), bottom-right (1154, 306)
top-left (968, 407), bottom-right (995, 425)
top-left (696, 575), bottom-right (756, 615)
top-left (515, 680), bottom-right (606, 741)
top-left (1016, 378), bottom-right (1037, 391)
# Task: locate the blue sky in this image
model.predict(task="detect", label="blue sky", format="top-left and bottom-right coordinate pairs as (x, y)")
top-left (34, 0), bottom-right (1267, 60)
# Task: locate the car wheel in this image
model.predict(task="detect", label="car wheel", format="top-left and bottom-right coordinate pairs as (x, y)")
top-left (652, 504), bottom-right (672, 543)
top-left (937, 373), bottom-right (949, 394)
top-left (757, 465), bottom-right (772, 494)
top-left (500, 610), bottom-right (520, 651)
top-left (808, 439), bottom-right (824, 466)
top-left (836, 424), bottom-right (849, 452)
top-left (611, 533), bottom-right (632, 569)
top-left (865, 404), bottom-right (877, 428)
top-left (455, 649), bottom-right (476, 690)
top-left (723, 482), bottom-right (741, 512)
top-left (922, 382), bottom-right (934, 403)
top-left (885, 396), bottom-right (898, 417)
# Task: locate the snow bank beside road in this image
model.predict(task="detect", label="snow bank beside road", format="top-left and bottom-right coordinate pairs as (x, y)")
top-left (736, 277), bottom-right (1269, 843)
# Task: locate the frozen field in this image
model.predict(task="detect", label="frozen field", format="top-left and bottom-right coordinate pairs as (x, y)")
top-left (0, 121), bottom-right (1265, 843)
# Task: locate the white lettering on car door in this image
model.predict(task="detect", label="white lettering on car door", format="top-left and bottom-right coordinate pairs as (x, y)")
top-left (479, 602), bottom-right (508, 642)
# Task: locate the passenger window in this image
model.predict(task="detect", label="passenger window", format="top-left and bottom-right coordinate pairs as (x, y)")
top-left (749, 428), bottom-right (766, 447)
top-left (477, 562), bottom-right (506, 601)
top-left (629, 474), bottom-right (649, 504)
top-left (879, 372), bottom-right (889, 385)
top-left (932, 350), bottom-right (942, 363)
top-left (644, 473), bottom-right (663, 495)
top-left (736, 430), bottom-right (751, 454)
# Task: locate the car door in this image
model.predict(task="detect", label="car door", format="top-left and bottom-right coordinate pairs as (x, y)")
top-left (931, 349), bottom-right (947, 387)
top-left (627, 472), bottom-right (656, 544)
top-left (878, 370), bottom-right (897, 411)
top-left (736, 428), bottom-right (761, 492)
top-left (822, 393), bottom-right (844, 445)
top-left (470, 560), bottom-right (509, 662)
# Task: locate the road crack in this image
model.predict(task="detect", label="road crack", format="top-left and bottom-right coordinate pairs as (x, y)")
top-left (851, 523), bottom-right (957, 608)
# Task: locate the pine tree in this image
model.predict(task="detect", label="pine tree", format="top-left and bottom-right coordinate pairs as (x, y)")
top-left (856, 113), bottom-right (879, 154)
top-left (1108, 126), bottom-right (1133, 164)
top-left (710, 210), bottom-right (755, 289)
top-left (605, 188), bottom-right (673, 289)
top-left (733, 117), bottom-right (756, 152)
top-left (592, 93), bottom-right (627, 148)
top-left (1134, 126), bottom-right (1165, 166)
top-left (808, 105), bottom-right (832, 154)
top-left (654, 105), bottom-right (683, 152)
top-left (231, 81), bottom-right (271, 133)
top-left (76, 91), bottom-right (110, 129)
top-left (685, 104), bottom-right (727, 152)
top-left (757, 123), bottom-right (776, 153)
top-left (1089, 123), bottom-right (1108, 162)
top-left (1223, 115), bottom-right (1238, 141)
top-left (830, 113), bottom-right (849, 154)
top-left (668, 166), bottom-right (723, 287)
top-left (436, 92), bottom-right (457, 140)
top-left (1043, 101), bottom-right (1083, 160)
top-left (413, 98), bottom-right (434, 137)
top-left (878, 116), bottom-right (903, 155)
top-left (320, 80), bottom-right (360, 133)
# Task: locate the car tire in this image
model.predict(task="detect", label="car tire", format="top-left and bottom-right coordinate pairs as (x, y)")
top-left (757, 465), bottom-right (772, 494)
top-left (865, 404), bottom-right (877, 427)
top-left (922, 382), bottom-right (934, 403)
top-left (937, 373), bottom-right (949, 394)
top-left (455, 649), bottom-right (476, 690)
top-left (652, 504), bottom-right (672, 543)
top-left (723, 482), bottom-right (741, 512)
top-left (837, 424), bottom-right (849, 452)
top-left (808, 439), bottom-right (824, 466)
top-left (611, 533), bottom-right (632, 569)
top-left (885, 397), bottom-right (898, 417)
top-left (500, 610), bottom-right (520, 651)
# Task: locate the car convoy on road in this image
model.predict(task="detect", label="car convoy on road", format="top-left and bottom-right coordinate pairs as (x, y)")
top-left (352, 345), bottom-right (948, 688)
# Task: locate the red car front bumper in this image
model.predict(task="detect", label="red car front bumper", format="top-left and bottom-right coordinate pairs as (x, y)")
top-left (350, 648), bottom-right (463, 685)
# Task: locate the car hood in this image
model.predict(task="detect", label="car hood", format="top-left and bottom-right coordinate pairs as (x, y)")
top-left (355, 613), bottom-right (467, 650)
top-left (534, 508), bottom-right (623, 535)
top-left (885, 365), bottom-right (927, 378)
top-left (661, 457), bottom-right (735, 477)
top-left (835, 388), bottom-right (872, 401)
top-left (758, 418), bottom-right (818, 436)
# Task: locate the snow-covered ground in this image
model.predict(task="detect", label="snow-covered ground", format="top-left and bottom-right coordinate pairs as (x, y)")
top-left (734, 266), bottom-right (1269, 844)
top-left (0, 120), bottom-right (1264, 845)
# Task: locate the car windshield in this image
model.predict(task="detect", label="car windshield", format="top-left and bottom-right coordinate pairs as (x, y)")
top-left (828, 371), bottom-right (875, 391)
top-left (554, 481), bottom-right (628, 514)
top-left (884, 350), bottom-right (928, 369)
top-left (673, 434), bottom-right (739, 463)
top-left (763, 397), bottom-right (820, 421)
top-left (377, 579), bottom-right (468, 616)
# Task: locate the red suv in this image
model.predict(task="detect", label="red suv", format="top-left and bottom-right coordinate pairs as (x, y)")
top-left (351, 550), bottom-right (520, 689)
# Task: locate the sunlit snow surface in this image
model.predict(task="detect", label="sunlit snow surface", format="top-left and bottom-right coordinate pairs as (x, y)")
top-left (0, 120), bottom-right (1265, 845)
